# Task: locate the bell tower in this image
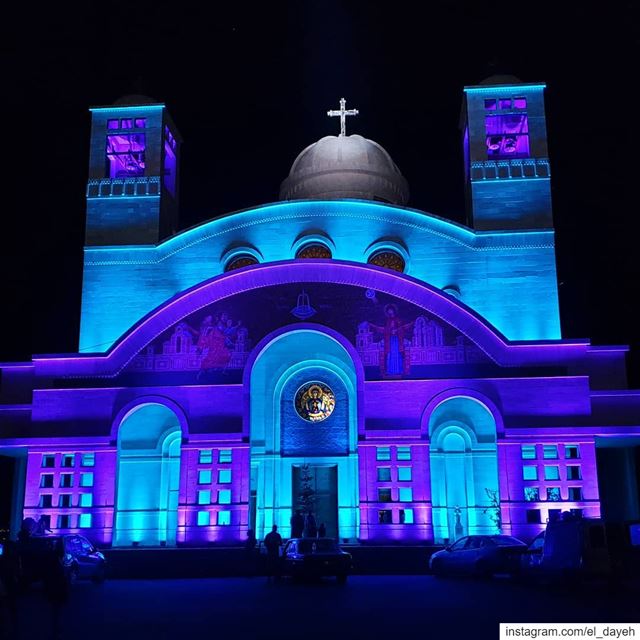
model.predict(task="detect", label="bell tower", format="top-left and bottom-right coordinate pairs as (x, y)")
top-left (460, 76), bottom-right (552, 231)
top-left (85, 95), bottom-right (182, 245)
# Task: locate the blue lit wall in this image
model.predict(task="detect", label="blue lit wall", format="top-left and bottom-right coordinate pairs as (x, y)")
top-left (280, 368), bottom-right (349, 457)
top-left (79, 199), bottom-right (560, 352)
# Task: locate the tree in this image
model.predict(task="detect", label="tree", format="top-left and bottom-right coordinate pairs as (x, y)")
top-left (297, 463), bottom-right (316, 515)
top-left (482, 488), bottom-right (502, 533)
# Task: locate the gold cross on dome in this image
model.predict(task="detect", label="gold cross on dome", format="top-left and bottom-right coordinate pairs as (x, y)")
top-left (327, 98), bottom-right (359, 137)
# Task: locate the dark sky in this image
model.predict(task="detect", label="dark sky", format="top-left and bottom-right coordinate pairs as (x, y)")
top-left (2, 2), bottom-right (640, 384)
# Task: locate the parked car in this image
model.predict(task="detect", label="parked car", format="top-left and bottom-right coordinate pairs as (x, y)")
top-left (520, 516), bottom-right (639, 582)
top-left (429, 535), bottom-right (527, 578)
top-left (281, 538), bottom-right (352, 583)
top-left (17, 534), bottom-right (106, 585)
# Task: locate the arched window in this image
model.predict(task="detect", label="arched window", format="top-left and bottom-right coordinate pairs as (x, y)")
top-left (367, 250), bottom-right (405, 273)
top-left (295, 243), bottom-right (332, 259)
top-left (224, 254), bottom-right (259, 272)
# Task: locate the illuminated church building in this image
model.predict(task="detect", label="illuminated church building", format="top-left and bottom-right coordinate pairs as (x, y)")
top-left (2, 76), bottom-right (640, 547)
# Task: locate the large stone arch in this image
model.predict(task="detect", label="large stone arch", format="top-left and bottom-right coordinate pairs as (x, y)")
top-left (246, 326), bottom-right (362, 542)
top-left (427, 393), bottom-right (501, 543)
top-left (113, 402), bottom-right (184, 547)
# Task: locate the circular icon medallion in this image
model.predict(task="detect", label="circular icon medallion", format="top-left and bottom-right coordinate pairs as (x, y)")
top-left (294, 382), bottom-right (335, 422)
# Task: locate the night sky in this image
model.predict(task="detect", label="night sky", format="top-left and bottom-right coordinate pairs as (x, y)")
top-left (2, 3), bottom-right (639, 384)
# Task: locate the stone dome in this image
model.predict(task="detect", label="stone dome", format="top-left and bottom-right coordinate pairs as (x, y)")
top-left (478, 74), bottom-right (523, 86)
top-left (280, 134), bottom-right (409, 205)
top-left (113, 94), bottom-right (159, 106)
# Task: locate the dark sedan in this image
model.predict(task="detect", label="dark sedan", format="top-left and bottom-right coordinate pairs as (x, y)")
top-left (281, 538), bottom-right (352, 583)
top-left (429, 535), bottom-right (527, 578)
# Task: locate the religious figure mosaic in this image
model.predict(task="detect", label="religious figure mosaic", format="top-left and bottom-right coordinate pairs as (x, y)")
top-left (126, 282), bottom-right (488, 383)
top-left (294, 382), bottom-right (336, 422)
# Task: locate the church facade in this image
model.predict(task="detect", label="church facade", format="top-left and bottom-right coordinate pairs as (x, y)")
top-left (1, 78), bottom-right (639, 547)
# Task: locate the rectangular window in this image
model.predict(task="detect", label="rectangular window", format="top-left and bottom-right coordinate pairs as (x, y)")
top-left (565, 445), bottom-right (580, 459)
top-left (218, 511), bottom-right (231, 526)
top-left (106, 133), bottom-right (146, 178)
top-left (526, 509), bottom-right (541, 524)
top-left (484, 99), bottom-right (497, 110)
top-left (120, 118), bottom-right (133, 129)
top-left (543, 445), bottom-right (558, 459)
top-left (521, 445), bottom-right (536, 460)
top-left (40, 494), bottom-right (53, 508)
top-left (548, 509), bottom-right (562, 523)
top-left (378, 510), bottom-right (392, 524)
top-left (61, 454), bottom-right (75, 468)
top-left (197, 490), bottom-right (211, 505)
top-left (485, 113), bottom-right (529, 159)
top-left (567, 466), bottom-right (581, 480)
top-left (218, 450), bottom-right (232, 464)
top-left (78, 513), bottom-right (92, 528)
top-left (396, 447), bottom-right (411, 461)
top-left (218, 489), bottom-right (232, 505)
top-left (199, 449), bottom-right (213, 464)
top-left (546, 487), bottom-right (561, 502)
top-left (398, 487), bottom-right (413, 502)
top-left (513, 97), bottom-right (527, 109)
top-left (81, 453), bottom-right (95, 467)
top-left (523, 465), bottom-right (538, 481)
top-left (399, 508), bottom-right (414, 524)
top-left (568, 487), bottom-right (583, 501)
top-left (59, 494), bottom-right (72, 508)
top-left (42, 455), bottom-right (56, 468)
top-left (218, 469), bottom-right (232, 484)
top-left (376, 447), bottom-right (391, 461)
top-left (80, 473), bottom-right (94, 488)
top-left (79, 493), bottom-right (93, 507)
top-left (544, 466), bottom-right (560, 481)
top-left (60, 474), bottom-right (73, 488)
top-left (57, 514), bottom-right (71, 529)
top-left (107, 119), bottom-right (119, 130)
top-left (524, 487), bottom-right (539, 502)
top-left (377, 467), bottom-right (391, 482)
top-left (198, 470), bottom-right (212, 484)
top-left (134, 118), bottom-right (146, 128)
top-left (197, 511), bottom-right (210, 526)
top-left (378, 488), bottom-right (392, 502)
top-left (41, 474), bottom-right (54, 488)
top-left (397, 467), bottom-right (412, 482)
top-left (499, 98), bottom-right (513, 109)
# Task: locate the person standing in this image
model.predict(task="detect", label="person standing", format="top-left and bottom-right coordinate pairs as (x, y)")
top-left (244, 529), bottom-right (257, 576)
top-left (318, 522), bottom-right (326, 538)
top-left (305, 512), bottom-right (317, 538)
top-left (290, 510), bottom-right (305, 538)
top-left (263, 525), bottom-right (282, 582)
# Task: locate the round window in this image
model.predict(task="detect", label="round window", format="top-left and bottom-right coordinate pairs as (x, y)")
top-left (367, 250), bottom-right (405, 273)
top-left (294, 382), bottom-right (336, 422)
top-left (225, 255), bottom-right (258, 272)
top-left (295, 243), bottom-right (332, 259)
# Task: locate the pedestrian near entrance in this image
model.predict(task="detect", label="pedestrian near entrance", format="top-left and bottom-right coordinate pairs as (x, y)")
top-left (290, 510), bottom-right (305, 538)
top-left (264, 525), bottom-right (282, 582)
top-left (318, 522), bottom-right (326, 538)
top-left (305, 512), bottom-right (317, 538)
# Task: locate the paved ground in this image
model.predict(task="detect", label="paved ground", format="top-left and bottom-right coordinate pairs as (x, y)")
top-left (5, 575), bottom-right (639, 640)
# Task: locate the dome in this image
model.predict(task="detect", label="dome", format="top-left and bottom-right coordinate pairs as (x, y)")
top-left (280, 134), bottom-right (409, 205)
top-left (478, 74), bottom-right (523, 86)
top-left (113, 94), bottom-right (160, 106)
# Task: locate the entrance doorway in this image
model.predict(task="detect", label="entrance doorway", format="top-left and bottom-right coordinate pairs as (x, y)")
top-left (292, 464), bottom-right (338, 538)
